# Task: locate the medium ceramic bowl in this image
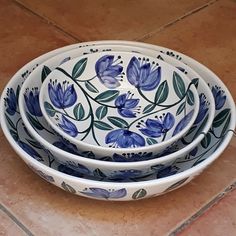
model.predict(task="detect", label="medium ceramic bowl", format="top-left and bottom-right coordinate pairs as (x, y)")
top-left (1, 42), bottom-right (235, 200)
top-left (18, 43), bottom-right (215, 179)
top-left (39, 51), bottom-right (199, 158)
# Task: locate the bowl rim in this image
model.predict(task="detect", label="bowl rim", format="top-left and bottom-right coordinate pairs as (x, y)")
top-left (0, 40), bottom-right (235, 188)
top-left (38, 50), bottom-right (200, 153)
top-left (18, 42), bottom-right (216, 168)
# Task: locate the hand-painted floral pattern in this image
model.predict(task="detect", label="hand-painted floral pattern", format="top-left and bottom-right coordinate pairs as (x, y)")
top-left (95, 55), bottom-right (123, 88)
top-left (194, 93), bottom-right (209, 124)
top-left (5, 88), bottom-right (17, 115)
top-left (105, 129), bottom-right (145, 148)
top-left (80, 188), bottom-right (127, 199)
top-left (212, 85), bottom-right (226, 110)
top-left (112, 152), bottom-right (153, 162)
top-left (48, 80), bottom-right (77, 109)
top-left (24, 88), bottom-right (42, 117)
top-left (126, 56), bottom-right (161, 91)
top-left (139, 113), bottom-right (175, 138)
top-left (115, 92), bottom-right (140, 118)
top-left (58, 115), bottom-right (79, 137)
top-left (53, 137), bottom-right (79, 155)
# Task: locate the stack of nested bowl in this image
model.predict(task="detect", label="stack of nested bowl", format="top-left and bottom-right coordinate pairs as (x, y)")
top-left (1, 41), bottom-right (235, 201)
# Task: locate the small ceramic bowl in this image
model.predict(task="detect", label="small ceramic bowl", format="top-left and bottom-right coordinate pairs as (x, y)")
top-left (39, 51), bottom-right (199, 158)
top-left (1, 42), bottom-right (235, 200)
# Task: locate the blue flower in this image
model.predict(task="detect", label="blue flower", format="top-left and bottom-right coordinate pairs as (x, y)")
top-left (127, 56), bottom-right (161, 91)
top-left (194, 93), bottom-right (209, 124)
top-left (53, 137), bottom-right (79, 155)
top-left (95, 55), bottom-right (123, 88)
top-left (58, 115), bottom-right (78, 137)
top-left (112, 152), bottom-right (153, 162)
top-left (80, 188), bottom-right (127, 199)
top-left (212, 85), bottom-right (226, 110)
top-left (139, 112), bottom-right (175, 138)
top-left (58, 162), bottom-right (90, 178)
top-left (5, 88), bottom-right (17, 116)
top-left (24, 88), bottom-right (42, 117)
top-left (152, 164), bottom-right (179, 178)
top-left (48, 80), bottom-right (77, 109)
top-left (105, 129), bottom-right (145, 148)
top-left (172, 110), bottom-right (194, 137)
top-left (115, 92), bottom-right (140, 118)
top-left (18, 141), bottom-right (42, 161)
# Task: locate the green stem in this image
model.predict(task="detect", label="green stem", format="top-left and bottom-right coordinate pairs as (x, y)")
top-left (77, 75), bottom-right (97, 82)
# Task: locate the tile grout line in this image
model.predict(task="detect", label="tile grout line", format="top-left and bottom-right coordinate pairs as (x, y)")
top-left (0, 203), bottom-right (34, 236)
top-left (12, 0), bottom-right (80, 42)
top-left (168, 181), bottom-right (236, 236)
top-left (135, 0), bottom-right (219, 41)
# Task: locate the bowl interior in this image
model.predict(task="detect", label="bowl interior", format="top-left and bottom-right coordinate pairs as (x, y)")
top-left (19, 44), bottom-right (214, 163)
top-left (39, 51), bottom-right (199, 149)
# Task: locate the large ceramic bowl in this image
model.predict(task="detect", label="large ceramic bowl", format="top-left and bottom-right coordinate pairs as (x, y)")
top-left (39, 51), bottom-right (199, 158)
top-left (18, 43), bottom-right (215, 179)
top-left (1, 41), bottom-right (235, 200)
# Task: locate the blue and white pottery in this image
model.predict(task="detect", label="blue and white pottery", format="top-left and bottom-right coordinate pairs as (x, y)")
top-left (1, 41), bottom-right (235, 200)
top-left (39, 51), bottom-right (199, 158)
top-left (18, 43), bottom-right (215, 178)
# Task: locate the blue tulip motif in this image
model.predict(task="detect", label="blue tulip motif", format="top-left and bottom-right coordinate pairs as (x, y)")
top-left (112, 152), bottom-right (153, 162)
top-left (108, 170), bottom-right (143, 181)
top-left (194, 93), bottom-right (209, 124)
top-left (58, 162), bottom-right (90, 178)
top-left (24, 88), bottom-right (43, 117)
top-left (48, 80), bottom-right (77, 109)
top-left (5, 88), bottom-right (17, 116)
top-left (115, 92), bottom-right (140, 118)
top-left (18, 141), bottom-right (42, 161)
top-left (139, 112), bottom-right (175, 138)
top-left (53, 137), bottom-right (79, 155)
top-left (81, 188), bottom-right (127, 199)
top-left (127, 56), bottom-right (161, 91)
top-left (58, 115), bottom-right (79, 137)
top-left (156, 165), bottom-right (179, 178)
top-left (211, 85), bottom-right (226, 110)
top-left (95, 55), bottom-right (123, 88)
top-left (105, 129), bottom-right (145, 148)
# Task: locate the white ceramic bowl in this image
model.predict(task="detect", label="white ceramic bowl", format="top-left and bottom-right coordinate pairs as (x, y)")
top-left (18, 43), bottom-right (215, 179)
top-left (39, 51), bottom-right (199, 159)
top-left (0, 41), bottom-right (235, 200)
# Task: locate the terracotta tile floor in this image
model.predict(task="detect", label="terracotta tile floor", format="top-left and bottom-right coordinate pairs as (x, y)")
top-left (0, 0), bottom-right (235, 235)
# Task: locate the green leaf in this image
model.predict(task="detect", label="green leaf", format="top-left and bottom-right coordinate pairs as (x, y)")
top-left (191, 78), bottom-right (199, 89)
top-left (176, 102), bottom-right (186, 115)
top-left (26, 139), bottom-right (42, 149)
top-left (16, 85), bottom-right (20, 105)
top-left (94, 121), bottom-right (113, 130)
top-left (220, 112), bottom-right (231, 136)
top-left (61, 181), bottom-right (76, 194)
top-left (146, 138), bottom-right (158, 145)
top-left (212, 109), bottom-right (230, 128)
top-left (132, 189), bottom-right (147, 200)
top-left (200, 133), bottom-right (211, 148)
top-left (26, 112), bottom-right (44, 130)
top-left (143, 104), bottom-right (156, 114)
top-left (73, 103), bottom-right (85, 120)
top-left (192, 114), bottom-right (209, 139)
top-left (107, 116), bottom-right (128, 128)
top-left (154, 80), bottom-right (169, 104)
top-left (93, 168), bottom-right (107, 178)
top-left (85, 81), bottom-right (99, 93)
top-left (186, 90), bottom-right (195, 105)
top-left (96, 106), bottom-right (107, 120)
top-left (185, 125), bottom-right (197, 136)
top-left (10, 129), bottom-right (19, 141)
top-left (5, 113), bottom-right (16, 130)
top-left (72, 58), bottom-right (87, 79)
top-left (44, 102), bottom-right (56, 117)
top-left (95, 90), bottom-right (119, 103)
top-left (173, 71), bottom-right (186, 98)
top-left (41, 65), bottom-right (51, 83)
top-left (164, 178), bottom-right (189, 192)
